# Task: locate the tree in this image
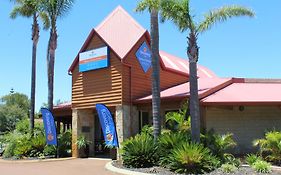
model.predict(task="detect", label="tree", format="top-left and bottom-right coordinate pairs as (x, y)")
top-left (40, 0), bottom-right (75, 111)
top-left (160, 0), bottom-right (254, 142)
top-left (10, 0), bottom-right (49, 133)
top-left (136, 0), bottom-right (161, 141)
top-left (0, 92), bottom-right (30, 132)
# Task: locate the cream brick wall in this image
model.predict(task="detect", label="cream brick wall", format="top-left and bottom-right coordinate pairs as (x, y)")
top-left (205, 106), bottom-right (281, 154)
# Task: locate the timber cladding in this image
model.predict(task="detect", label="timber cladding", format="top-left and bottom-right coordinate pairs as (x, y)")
top-left (122, 35), bottom-right (188, 103)
top-left (71, 32), bottom-right (188, 109)
top-left (72, 34), bottom-right (123, 109)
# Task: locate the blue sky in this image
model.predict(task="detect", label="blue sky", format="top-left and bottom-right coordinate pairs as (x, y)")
top-left (0, 1), bottom-right (280, 111)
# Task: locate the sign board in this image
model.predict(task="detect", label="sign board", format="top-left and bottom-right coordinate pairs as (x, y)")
top-left (135, 42), bottom-right (152, 73)
top-left (41, 108), bottom-right (58, 146)
top-left (96, 104), bottom-right (119, 147)
top-left (79, 46), bottom-right (109, 72)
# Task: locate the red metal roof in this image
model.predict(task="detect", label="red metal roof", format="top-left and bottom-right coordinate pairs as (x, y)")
top-left (201, 79), bottom-right (281, 105)
top-left (53, 102), bottom-right (71, 110)
top-left (159, 51), bottom-right (217, 78)
top-left (135, 78), bottom-right (232, 103)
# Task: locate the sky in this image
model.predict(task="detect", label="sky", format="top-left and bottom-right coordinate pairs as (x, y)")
top-left (0, 1), bottom-right (280, 112)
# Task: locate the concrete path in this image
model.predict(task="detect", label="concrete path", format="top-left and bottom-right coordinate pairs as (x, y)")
top-left (0, 158), bottom-right (117, 175)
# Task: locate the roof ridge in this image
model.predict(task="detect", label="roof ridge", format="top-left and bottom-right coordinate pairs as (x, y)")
top-left (95, 5), bottom-right (145, 34)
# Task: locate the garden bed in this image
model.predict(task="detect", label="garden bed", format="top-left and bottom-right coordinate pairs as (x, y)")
top-left (112, 161), bottom-right (281, 175)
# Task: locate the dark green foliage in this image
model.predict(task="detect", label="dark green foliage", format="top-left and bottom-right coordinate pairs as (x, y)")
top-left (0, 92), bottom-right (29, 132)
top-left (165, 142), bottom-right (220, 174)
top-left (246, 154), bottom-right (263, 166)
top-left (252, 160), bottom-right (272, 173)
top-left (254, 131), bottom-right (281, 164)
top-left (201, 130), bottom-right (236, 161)
top-left (121, 133), bottom-right (159, 168)
top-left (223, 153), bottom-right (241, 167)
top-left (57, 130), bottom-right (72, 157)
top-left (2, 118), bottom-right (71, 158)
top-left (221, 163), bottom-right (238, 173)
top-left (158, 131), bottom-right (191, 166)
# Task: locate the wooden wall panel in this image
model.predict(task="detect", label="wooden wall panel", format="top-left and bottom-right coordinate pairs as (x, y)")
top-left (72, 34), bottom-right (122, 109)
top-left (122, 36), bottom-right (188, 101)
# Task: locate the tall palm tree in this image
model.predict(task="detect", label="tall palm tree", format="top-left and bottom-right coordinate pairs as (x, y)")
top-left (10, 0), bottom-right (49, 133)
top-left (136, 0), bottom-right (161, 141)
top-left (40, 0), bottom-right (74, 111)
top-left (161, 0), bottom-right (254, 142)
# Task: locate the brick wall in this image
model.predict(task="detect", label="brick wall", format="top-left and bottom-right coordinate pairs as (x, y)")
top-left (205, 106), bottom-right (281, 154)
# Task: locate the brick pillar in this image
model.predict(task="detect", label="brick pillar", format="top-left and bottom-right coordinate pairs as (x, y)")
top-left (72, 109), bottom-right (94, 158)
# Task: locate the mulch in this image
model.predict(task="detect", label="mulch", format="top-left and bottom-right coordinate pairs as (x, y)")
top-left (112, 161), bottom-right (281, 175)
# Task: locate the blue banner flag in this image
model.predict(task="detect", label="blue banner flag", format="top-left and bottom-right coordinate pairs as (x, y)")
top-left (41, 108), bottom-right (58, 146)
top-left (96, 104), bottom-right (119, 147)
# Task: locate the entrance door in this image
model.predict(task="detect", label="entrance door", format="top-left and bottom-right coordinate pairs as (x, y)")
top-left (94, 114), bottom-right (110, 157)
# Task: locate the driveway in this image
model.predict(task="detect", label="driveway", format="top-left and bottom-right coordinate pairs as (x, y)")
top-left (0, 158), bottom-right (117, 175)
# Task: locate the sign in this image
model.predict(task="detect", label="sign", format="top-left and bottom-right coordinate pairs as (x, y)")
top-left (41, 108), bottom-right (58, 146)
top-left (135, 42), bottom-right (152, 73)
top-left (79, 46), bottom-right (109, 72)
top-left (96, 104), bottom-right (118, 147)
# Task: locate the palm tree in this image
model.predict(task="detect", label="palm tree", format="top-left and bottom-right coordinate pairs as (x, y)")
top-left (160, 0), bottom-right (254, 142)
top-left (40, 0), bottom-right (74, 111)
top-left (136, 0), bottom-right (161, 141)
top-left (10, 0), bottom-right (49, 133)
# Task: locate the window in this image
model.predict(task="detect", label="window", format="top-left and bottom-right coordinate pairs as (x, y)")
top-left (139, 111), bottom-right (149, 132)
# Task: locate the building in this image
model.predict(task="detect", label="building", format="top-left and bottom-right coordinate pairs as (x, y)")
top-left (53, 6), bottom-right (281, 158)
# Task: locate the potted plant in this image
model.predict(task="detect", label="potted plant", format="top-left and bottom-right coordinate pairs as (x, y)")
top-left (76, 135), bottom-right (92, 158)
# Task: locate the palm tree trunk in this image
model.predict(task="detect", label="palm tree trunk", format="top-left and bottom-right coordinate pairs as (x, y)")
top-left (150, 9), bottom-right (161, 141)
top-left (30, 14), bottom-right (39, 133)
top-left (187, 32), bottom-right (200, 143)
top-left (47, 27), bottom-right (57, 112)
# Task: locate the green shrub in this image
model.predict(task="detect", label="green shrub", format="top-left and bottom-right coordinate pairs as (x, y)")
top-left (165, 111), bottom-right (190, 132)
top-left (245, 154), bottom-right (263, 166)
top-left (158, 131), bottom-right (191, 166)
top-left (58, 130), bottom-right (72, 157)
top-left (221, 163), bottom-right (238, 173)
top-left (201, 130), bottom-right (236, 159)
top-left (223, 154), bottom-right (241, 167)
top-left (254, 131), bottom-right (281, 164)
top-left (165, 142), bottom-right (220, 174)
top-left (121, 133), bottom-right (158, 168)
top-left (252, 160), bottom-right (271, 173)
top-left (43, 145), bottom-right (56, 157)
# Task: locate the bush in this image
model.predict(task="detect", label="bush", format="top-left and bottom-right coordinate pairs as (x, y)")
top-left (254, 131), bottom-right (281, 164)
top-left (158, 131), bottom-right (191, 166)
top-left (223, 154), bottom-right (241, 167)
top-left (165, 142), bottom-right (220, 174)
top-left (245, 154), bottom-right (263, 166)
top-left (221, 163), bottom-right (238, 173)
top-left (121, 133), bottom-right (158, 168)
top-left (201, 130), bottom-right (237, 164)
top-left (58, 130), bottom-right (72, 157)
top-left (252, 160), bottom-right (271, 173)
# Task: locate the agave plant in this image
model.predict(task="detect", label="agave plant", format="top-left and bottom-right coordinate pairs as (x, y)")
top-left (121, 133), bottom-right (159, 168)
top-left (253, 131), bottom-right (281, 164)
top-left (166, 142), bottom-right (220, 174)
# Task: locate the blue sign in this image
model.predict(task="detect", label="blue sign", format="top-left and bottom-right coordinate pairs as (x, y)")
top-left (79, 46), bottom-right (109, 72)
top-left (135, 42), bottom-right (151, 73)
top-left (41, 108), bottom-right (58, 146)
top-left (96, 104), bottom-right (119, 147)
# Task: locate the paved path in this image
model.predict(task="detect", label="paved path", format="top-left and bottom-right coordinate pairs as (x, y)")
top-left (0, 158), bottom-right (117, 175)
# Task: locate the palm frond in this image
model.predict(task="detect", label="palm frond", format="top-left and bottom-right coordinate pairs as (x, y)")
top-left (160, 0), bottom-right (195, 33)
top-left (39, 12), bottom-right (50, 30)
top-left (198, 5), bottom-right (255, 33)
top-left (135, 0), bottom-right (160, 13)
top-left (10, 0), bottom-right (39, 19)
